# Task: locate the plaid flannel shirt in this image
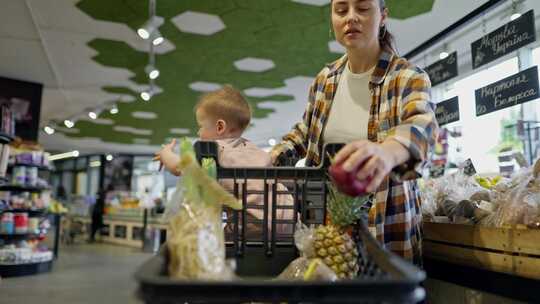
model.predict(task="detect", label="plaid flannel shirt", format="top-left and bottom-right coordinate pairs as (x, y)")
top-left (271, 47), bottom-right (438, 264)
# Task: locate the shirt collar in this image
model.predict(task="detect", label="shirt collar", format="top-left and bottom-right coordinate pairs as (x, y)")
top-left (326, 46), bottom-right (395, 85)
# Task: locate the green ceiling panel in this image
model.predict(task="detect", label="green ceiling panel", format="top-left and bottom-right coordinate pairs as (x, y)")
top-left (385, 0), bottom-right (435, 20)
top-left (67, 0), bottom-right (434, 145)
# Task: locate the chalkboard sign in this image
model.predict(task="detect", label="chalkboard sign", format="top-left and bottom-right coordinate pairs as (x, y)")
top-left (425, 52), bottom-right (458, 86)
top-left (471, 10), bottom-right (536, 69)
top-left (463, 159), bottom-right (477, 176)
top-left (475, 66), bottom-right (539, 117)
top-left (435, 96), bottom-right (459, 126)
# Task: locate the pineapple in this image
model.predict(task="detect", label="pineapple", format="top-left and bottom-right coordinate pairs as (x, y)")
top-left (312, 225), bottom-right (359, 279)
top-left (308, 184), bottom-right (371, 279)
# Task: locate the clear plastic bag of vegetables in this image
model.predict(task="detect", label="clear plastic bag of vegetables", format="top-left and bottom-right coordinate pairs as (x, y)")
top-left (167, 139), bottom-right (242, 280)
top-left (277, 222), bottom-right (339, 282)
top-left (489, 168), bottom-right (540, 228)
top-left (277, 256), bottom-right (338, 281)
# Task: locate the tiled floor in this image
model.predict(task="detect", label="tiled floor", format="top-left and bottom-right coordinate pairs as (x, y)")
top-left (0, 243), bottom-right (152, 304)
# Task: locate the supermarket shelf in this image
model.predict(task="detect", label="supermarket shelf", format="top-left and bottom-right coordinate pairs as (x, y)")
top-left (0, 208), bottom-right (48, 216)
top-left (0, 259), bottom-right (53, 277)
top-left (0, 185), bottom-right (51, 192)
top-left (8, 164), bottom-right (52, 171)
top-left (0, 233), bottom-right (42, 241)
top-left (0, 132), bottom-right (14, 144)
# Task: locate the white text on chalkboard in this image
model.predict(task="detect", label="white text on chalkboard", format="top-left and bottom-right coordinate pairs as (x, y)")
top-left (480, 73), bottom-right (529, 99)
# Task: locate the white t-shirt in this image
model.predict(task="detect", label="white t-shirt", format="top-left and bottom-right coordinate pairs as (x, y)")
top-left (323, 63), bottom-right (374, 144)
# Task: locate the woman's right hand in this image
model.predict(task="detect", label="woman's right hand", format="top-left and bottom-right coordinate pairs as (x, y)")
top-left (333, 139), bottom-right (408, 193)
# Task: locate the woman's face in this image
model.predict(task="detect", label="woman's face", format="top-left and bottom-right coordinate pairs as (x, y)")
top-left (331, 0), bottom-right (386, 51)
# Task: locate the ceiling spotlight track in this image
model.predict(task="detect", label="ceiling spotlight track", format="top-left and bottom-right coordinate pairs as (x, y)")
top-left (137, 16), bottom-right (164, 40)
top-left (138, 0), bottom-right (164, 98)
top-left (64, 119), bottom-right (74, 128)
top-left (151, 30), bottom-right (164, 46)
top-left (55, 0), bottom-right (166, 130)
top-left (44, 126), bottom-right (55, 135)
top-left (141, 80), bottom-right (157, 101)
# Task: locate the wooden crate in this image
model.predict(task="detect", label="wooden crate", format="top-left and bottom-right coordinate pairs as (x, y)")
top-left (423, 222), bottom-right (540, 280)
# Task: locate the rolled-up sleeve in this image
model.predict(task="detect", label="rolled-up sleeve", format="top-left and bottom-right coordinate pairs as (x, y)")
top-left (386, 69), bottom-right (439, 181)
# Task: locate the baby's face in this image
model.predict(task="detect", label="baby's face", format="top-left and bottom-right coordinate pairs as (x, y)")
top-left (196, 109), bottom-right (220, 140)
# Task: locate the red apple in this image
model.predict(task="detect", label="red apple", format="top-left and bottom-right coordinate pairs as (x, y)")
top-left (329, 161), bottom-right (371, 197)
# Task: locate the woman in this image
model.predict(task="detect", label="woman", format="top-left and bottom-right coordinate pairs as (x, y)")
top-left (271, 0), bottom-right (438, 265)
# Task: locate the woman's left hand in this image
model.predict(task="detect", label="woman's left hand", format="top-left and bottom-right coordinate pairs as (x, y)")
top-left (334, 140), bottom-right (407, 193)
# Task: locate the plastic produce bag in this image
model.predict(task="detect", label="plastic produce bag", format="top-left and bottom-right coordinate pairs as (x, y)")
top-left (162, 177), bottom-right (184, 221)
top-left (276, 223), bottom-right (338, 281)
top-left (277, 257), bottom-right (338, 281)
top-left (167, 139), bottom-right (241, 280)
top-left (421, 169), bottom-right (486, 217)
top-left (490, 168), bottom-right (540, 228)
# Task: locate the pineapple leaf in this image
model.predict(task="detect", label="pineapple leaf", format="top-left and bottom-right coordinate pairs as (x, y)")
top-left (327, 184), bottom-right (372, 227)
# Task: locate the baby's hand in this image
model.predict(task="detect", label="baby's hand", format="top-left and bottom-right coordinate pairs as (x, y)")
top-left (153, 139), bottom-right (177, 171)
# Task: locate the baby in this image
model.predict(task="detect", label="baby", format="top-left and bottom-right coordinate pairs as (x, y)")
top-left (155, 85), bottom-right (293, 238)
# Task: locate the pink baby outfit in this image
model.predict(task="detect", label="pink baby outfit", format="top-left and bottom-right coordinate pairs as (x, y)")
top-left (215, 138), bottom-right (294, 237)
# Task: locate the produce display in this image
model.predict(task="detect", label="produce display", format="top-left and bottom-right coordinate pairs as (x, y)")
top-left (105, 191), bottom-right (141, 214)
top-left (422, 158), bottom-right (540, 228)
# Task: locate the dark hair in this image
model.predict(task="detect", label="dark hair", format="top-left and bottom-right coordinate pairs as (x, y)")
top-left (378, 0), bottom-right (397, 54)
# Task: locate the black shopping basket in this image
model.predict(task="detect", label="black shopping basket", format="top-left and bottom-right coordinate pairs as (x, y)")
top-left (135, 142), bottom-right (426, 304)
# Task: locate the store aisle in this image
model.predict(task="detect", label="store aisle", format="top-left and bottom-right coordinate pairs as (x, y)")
top-left (0, 244), bottom-right (152, 304)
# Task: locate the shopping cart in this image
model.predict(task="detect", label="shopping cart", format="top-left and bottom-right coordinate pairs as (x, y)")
top-left (135, 142), bottom-right (426, 304)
